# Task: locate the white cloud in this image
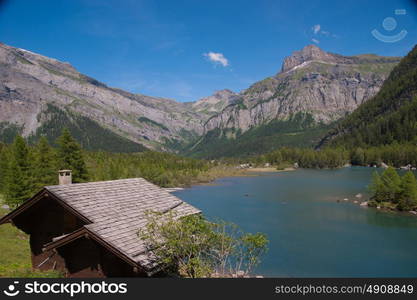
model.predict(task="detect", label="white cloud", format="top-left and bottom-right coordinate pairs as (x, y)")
top-left (312, 38), bottom-right (320, 44)
top-left (312, 24), bottom-right (321, 35)
top-left (204, 52), bottom-right (229, 67)
top-left (311, 25), bottom-right (338, 39)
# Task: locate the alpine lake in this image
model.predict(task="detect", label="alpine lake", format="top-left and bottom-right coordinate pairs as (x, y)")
top-left (173, 167), bottom-right (417, 277)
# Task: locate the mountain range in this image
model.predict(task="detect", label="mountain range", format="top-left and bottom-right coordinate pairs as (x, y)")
top-left (0, 42), bottom-right (401, 156)
top-left (185, 45), bottom-right (400, 157)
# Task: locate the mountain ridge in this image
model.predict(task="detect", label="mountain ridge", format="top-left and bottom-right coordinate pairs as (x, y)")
top-left (0, 42), bottom-right (217, 151)
top-left (0, 42), bottom-right (402, 155)
top-left (184, 45), bottom-right (400, 157)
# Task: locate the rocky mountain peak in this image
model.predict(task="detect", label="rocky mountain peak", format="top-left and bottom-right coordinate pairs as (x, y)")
top-left (281, 44), bottom-right (338, 72)
top-left (212, 89), bottom-right (236, 99)
top-left (191, 89), bottom-right (238, 114)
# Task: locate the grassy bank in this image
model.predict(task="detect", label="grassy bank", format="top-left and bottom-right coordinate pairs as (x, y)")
top-left (190, 165), bottom-right (247, 184)
top-left (244, 167), bottom-right (295, 173)
top-left (184, 163), bottom-right (297, 186)
top-left (0, 196), bottom-right (61, 277)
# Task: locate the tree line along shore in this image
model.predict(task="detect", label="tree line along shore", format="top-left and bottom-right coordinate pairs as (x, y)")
top-left (2, 129), bottom-right (417, 209)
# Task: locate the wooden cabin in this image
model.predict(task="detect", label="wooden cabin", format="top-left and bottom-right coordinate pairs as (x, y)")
top-left (0, 171), bottom-right (200, 277)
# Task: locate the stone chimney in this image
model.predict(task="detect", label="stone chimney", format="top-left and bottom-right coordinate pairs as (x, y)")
top-left (58, 170), bottom-right (72, 185)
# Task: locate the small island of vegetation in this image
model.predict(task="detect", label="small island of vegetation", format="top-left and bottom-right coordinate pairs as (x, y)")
top-left (369, 167), bottom-right (417, 212)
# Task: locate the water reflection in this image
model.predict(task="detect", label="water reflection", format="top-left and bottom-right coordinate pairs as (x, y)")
top-left (365, 209), bottom-right (417, 228)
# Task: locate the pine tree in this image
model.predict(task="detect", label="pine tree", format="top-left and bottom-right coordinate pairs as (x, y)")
top-left (5, 136), bottom-right (33, 207)
top-left (369, 171), bottom-right (384, 203)
top-left (0, 147), bottom-right (10, 194)
top-left (351, 148), bottom-right (365, 165)
top-left (398, 171), bottom-right (417, 211)
top-left (6, 159), bottom-right (30, 208)
top-left (12, 136), bottom-right (30, 172)
top-left (33, 136), bottom-right (57, 190)
top-left (380, 167), bottom-right (401, 203)
top-left (56, 128), bottom-right (88, 183)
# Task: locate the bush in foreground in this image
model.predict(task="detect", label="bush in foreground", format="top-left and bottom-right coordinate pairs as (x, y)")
top-left (138, 212), bottom-right (268, 278)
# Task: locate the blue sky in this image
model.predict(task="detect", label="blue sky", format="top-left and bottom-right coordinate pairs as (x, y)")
top-left (0, 0), bottom-right (416, 102)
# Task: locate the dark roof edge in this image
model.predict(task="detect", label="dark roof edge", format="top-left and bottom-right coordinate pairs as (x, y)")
top-left (43, 226), bottom-right (151, 276)
top-left (0, 189), bottom-right (46, 225)
top-left (0, 189), bottom-right (92, 226)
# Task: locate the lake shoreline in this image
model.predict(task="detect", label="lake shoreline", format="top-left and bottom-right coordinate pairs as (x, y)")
top-left (190, 163), bottom-right (382, 188)
top-left (182, 165), bottom-right (417, 217)
top-left (244, 167), bottom-right (295, 173)
top-left (186, 163), bottom-right (382, 189)
top-left (187, 166), bottom-right (296, 187)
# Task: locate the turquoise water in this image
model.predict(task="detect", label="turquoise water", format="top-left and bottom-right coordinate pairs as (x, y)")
top-left (173, 167), bottom-right (417, 277)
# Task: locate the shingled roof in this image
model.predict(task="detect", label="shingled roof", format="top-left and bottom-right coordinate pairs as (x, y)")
top-left (1, 178), bottom-right (200, 275)
top-left (48, 178), bottom-right (200, 273)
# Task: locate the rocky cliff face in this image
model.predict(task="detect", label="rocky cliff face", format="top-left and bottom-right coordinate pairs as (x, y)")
top-left (0, 43), bottom-right (216, 150)
top-left (0, 42), bottom-right (401, 154)
top-left (188, 89), bottom-right (238, 115)
top-left (202, 45), bottom-right (400, 137)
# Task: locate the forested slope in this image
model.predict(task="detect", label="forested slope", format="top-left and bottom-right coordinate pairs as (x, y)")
top-left (319, 44), bottom-right (417, 148)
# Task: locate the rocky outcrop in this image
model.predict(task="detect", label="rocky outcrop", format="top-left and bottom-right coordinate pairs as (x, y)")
top-left (189, 89), bottom-right (238, 115)
top-left (281, 45), bottom-right (341, 72)
top-left (201, 45), bottom-right (400, 136)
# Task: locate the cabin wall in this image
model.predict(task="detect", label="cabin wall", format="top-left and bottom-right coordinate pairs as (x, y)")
top-left (12, 195), bottom-right (86, 272)
top-left (58, 237), bottom-right (103, 277)
top-left (57, 237), bottom-right (147, 277)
